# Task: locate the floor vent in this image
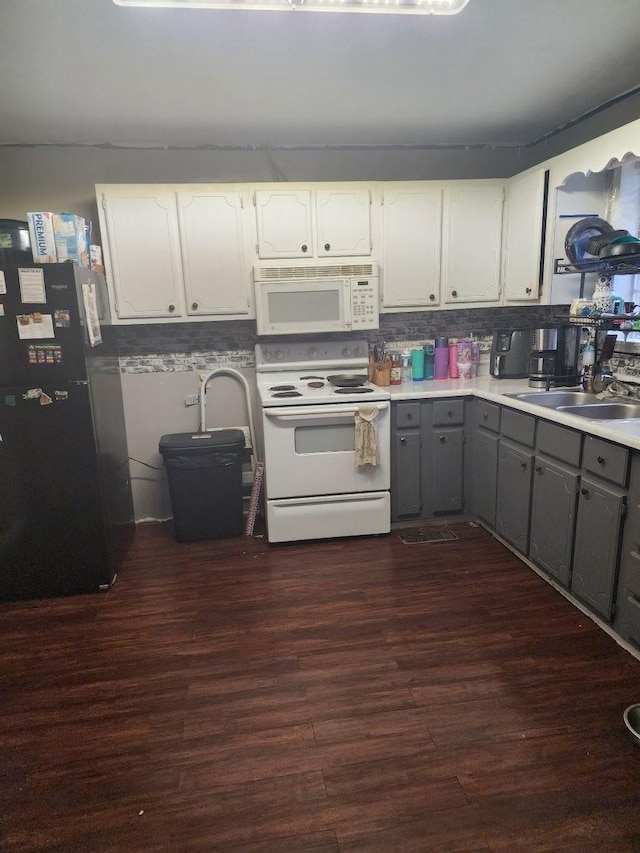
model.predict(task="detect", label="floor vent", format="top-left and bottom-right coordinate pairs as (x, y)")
top-left (399, 529), bottom-right (459, 544)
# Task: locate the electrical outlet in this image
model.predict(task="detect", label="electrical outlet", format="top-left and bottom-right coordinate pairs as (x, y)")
top-left (184, 394), bottom-right (199, 407)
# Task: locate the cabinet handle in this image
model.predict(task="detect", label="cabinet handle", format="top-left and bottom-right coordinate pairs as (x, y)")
top-left (597, 456), bottom-right (606, 465)
top-left (192, 302), bottom-right (198, 311)
top-left (447, 410), bottom-right (453, 418)
top-left (451, 290), bottom-right (458, 298)
top-left (535, 465), bottom-right (543, 474)
top-left (526, 287), bottom-right (532, 294)
top-left (429, 294), bottom-right (436, 302)
top-left (581, 487), bottom-right (590, 497)
top-left (168, 304), bottom-right (175, 312)
top-left (439, 435), bottom-right (446, 444)
top-left (482, 413), bottom-right (488, 421)
top-left (400, 437), bottom-right (406, 444)
top-left (324, 243), bottom-right (331, 251)
top-left (520, 461), bottom-right (527, 470)
top-left (406, 413), bottom-right (413, 420)
top-left (301, 244), bottom-right (308, 253)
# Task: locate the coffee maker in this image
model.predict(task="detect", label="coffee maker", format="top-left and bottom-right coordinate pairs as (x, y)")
top-left (529, 326), bottom-right (581, 388)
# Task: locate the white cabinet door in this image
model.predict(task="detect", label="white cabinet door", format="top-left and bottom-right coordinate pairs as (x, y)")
top-left (503, 169), bottom-right (548, 302)
top-left (381, 185), bottom-right (442, 308)
top-left (255, 190), bottom-right (313, 259)
top-left (177, 191), bottom-right (250, 316)
top-left (315, 188), bottom-right (371, 257)
top-left (101, 189), bottom-right (185, 319)
top-left (442, 185), bottom-right (504, 304)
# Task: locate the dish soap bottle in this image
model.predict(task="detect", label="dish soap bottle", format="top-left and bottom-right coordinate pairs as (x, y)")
top-left (581, 342), bottom-right (595, 393)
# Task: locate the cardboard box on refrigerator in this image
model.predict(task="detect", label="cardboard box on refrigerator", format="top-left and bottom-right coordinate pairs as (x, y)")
top-left (27, 212), bottom-right (57, 263)
top-left (52, 213), bottom-right (90, 267)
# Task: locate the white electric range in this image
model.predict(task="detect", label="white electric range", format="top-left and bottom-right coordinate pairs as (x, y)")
top-left (255, 339), bottom-right (391, 543)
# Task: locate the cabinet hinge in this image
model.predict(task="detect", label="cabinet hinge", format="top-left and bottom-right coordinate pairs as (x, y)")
top-left (611, 600), bottom-right (617, 620)
top-left (502, 187), bottom-right (506, 203)
top-left (101, 193), bottom-right (107, 210)
top-left (240, 197), bottom-right (245, 209)
top-left (622, 498), bottom-right (628, 522)
top-left (255, 243), bottom-right (259, 255)
top-left (252, 191), bottom-right (256, 206)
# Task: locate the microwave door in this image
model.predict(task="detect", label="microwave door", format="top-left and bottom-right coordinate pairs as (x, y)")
top-left (256, 279), bottom-right (350, 335)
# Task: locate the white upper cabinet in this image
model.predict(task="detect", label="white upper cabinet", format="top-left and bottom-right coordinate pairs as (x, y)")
top-left (255, 189), bottom-right (313, 259)
top-left (177, 190), bottom-right (250, 316)
top-left (255, 186), bottom-right (371, 260)
top-left (502, 168), bottom-right (549, 302)
top-left (381, 184), bottom-right (442, 309)
top-left (100, 188), bottom-right (185, 320)
top-left (442, 184), bottom-right (504, 304)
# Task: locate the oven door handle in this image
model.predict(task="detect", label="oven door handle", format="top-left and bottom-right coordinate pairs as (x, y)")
top-left (264, 402), bottom-right (390, 419)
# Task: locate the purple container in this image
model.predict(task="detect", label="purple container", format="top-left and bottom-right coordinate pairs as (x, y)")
top-left (434, 346), bottom-right (449, 380)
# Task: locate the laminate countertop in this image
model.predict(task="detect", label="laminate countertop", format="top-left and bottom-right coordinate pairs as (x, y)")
top-left (384, 376), bottom-right (640, 452)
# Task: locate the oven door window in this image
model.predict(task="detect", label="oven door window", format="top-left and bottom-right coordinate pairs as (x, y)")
top-left (294, 423), bottom-right (354, 454)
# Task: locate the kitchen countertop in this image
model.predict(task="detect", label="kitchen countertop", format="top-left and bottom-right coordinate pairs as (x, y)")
top-left (384, 376), bottom-right (640, 452)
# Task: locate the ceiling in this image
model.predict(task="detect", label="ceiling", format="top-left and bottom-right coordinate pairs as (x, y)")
top-left (2, 0), bottom-right (640, 150)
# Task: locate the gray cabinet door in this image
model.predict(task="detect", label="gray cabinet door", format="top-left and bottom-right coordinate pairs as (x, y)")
top-left (431, 428), bottom-right (464, 513)
top-left (615, 451), bottom-right (640, 646)
top-left (571, 474), bottom-right (626, 621)
top-left (529, 459), bottom-right (578, 586)
top-left (393, 431), bottom-right (422, 519)
top-left (496, 439), bottom-right (533, 553)
top-left (475, 428), bottom-right (499, 527)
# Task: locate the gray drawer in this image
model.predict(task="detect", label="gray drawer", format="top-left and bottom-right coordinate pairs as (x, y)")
top-left (477, 400), bottom-right (500, 432)
top-left (433, 398), bottom-right (464, 426)
top-left (536, 421), bottom-right (582, 468)
top-left (583, 436), bottom-right (629, 487)
top-left (395, 401), bottom-right (421, 429)
top-left (501, 408), bottom-right (536, 447)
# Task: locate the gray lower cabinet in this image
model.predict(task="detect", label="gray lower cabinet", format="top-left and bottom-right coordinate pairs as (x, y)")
top-left (571, 475), bottom-right (626, 621)
top-left (529, 459), bottom-right (579, 586)
top-left (495, 438), bottom-right (534, 552)
top-left (391, 398), bottom-right (465, 522)
top-left (571, 436), bottom-right (629, 622)
top-left (528, 421), bottom-right (582, 587)
top-left (474, 400), bottom-right (500, 527)
top-left (615, 451), bottom-right (640, 645)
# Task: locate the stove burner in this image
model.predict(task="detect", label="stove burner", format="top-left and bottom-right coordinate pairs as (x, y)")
top-left (270, 384), bottom-right (296, 391)
top-left (334, 386), bottom-right (374, 394)
top-left (272, 390), bottom-right (303, 398)
top-left (300, 375), bottom-right (324, 380)
top-left (307, 381), bottom-right (325, 388)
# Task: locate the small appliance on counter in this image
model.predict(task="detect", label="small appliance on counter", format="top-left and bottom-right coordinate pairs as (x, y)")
top-left (529, 326), bottom-right (581, 388)
top-left (490, 330), bottom-right (530, 378)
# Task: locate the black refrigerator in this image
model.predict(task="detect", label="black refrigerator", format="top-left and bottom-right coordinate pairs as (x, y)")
top-left (0, 263), bottom-right (134, 600)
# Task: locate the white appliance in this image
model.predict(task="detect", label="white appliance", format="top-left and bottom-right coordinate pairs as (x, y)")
top-left (254, 262), bottom-right (379, 336)
top-left (256, 339), bottom-right (391, 543)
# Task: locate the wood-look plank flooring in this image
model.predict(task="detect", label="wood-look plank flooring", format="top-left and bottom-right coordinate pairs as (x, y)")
top-left (2, 520), bottom-right (640, 851)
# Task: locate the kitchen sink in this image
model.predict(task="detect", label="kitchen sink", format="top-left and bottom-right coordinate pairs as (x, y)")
top-left (505, 391), bottom-right (600, 408)
top-left (556, 402), bottom-right (640, 420)
top-left (504, 390), bottom-right (640, 420)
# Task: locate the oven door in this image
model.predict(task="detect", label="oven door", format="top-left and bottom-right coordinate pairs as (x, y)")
top-left (262, 401), bottom-right (390, 499)
top-left (255, 278), bottom-right (351, 336)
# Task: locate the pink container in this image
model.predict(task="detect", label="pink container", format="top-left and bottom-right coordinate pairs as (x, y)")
top-left (448, 344), bottom-right (459, 379)
top-left (457, 362), bottom-right (473, 380)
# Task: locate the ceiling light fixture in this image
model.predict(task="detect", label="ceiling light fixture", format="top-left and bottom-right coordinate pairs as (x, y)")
top-left (113, 0), bottom-right (470, 16)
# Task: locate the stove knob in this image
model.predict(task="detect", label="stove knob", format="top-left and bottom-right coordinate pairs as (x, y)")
top-left (342, 347), bottom-right (353, 357)
top-left (352, 346), bottom-right (363, 357)
top-left (263, 350), bottom-right (273, 361)
top-left (307, 346), bottom-right (319, 359)
top-left (274, 350), bottom-right (285, 361)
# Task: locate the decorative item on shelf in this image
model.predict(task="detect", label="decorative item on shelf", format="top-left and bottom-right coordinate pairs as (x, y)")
top-left (592, 275), bottom-right (625, 315)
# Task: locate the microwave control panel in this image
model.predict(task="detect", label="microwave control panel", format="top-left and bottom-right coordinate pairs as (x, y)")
top-left (350, 277), bottom-right (379, 329)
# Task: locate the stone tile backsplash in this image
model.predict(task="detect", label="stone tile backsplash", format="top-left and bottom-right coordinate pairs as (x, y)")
top-left (116, 305), bottom-right (569, 373)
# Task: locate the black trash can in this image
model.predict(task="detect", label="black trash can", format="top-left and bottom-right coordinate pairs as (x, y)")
top-left (159, 430), bottom-right (245, 542)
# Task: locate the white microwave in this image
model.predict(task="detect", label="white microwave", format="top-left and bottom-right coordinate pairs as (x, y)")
top-left (254, 262), bottom-right (379, 336)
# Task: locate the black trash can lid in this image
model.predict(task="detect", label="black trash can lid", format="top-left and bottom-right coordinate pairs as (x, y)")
top-left (159, 429), bottom-right (245, 455)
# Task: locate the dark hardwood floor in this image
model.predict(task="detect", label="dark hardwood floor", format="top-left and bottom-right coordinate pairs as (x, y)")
top-left (2, 520), bottom-right (640, 852)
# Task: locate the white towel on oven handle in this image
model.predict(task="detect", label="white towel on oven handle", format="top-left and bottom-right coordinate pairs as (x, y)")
top-left (354, 405), bottom-right (379, 467)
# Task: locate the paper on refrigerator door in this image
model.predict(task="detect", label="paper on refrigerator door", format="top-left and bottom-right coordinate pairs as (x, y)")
top-left (82, 283), bottom-right (102, 346)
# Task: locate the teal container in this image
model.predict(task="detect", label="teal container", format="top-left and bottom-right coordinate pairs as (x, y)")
top-left (424, 345), bottom-right (435, 380)
top-left (411, 349), bottom-right (425, 381)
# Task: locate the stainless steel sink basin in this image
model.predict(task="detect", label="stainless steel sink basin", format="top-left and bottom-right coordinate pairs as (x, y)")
top-left (557, 402), bottom-right (640, 420)
top-left (505, 391), bottom-right (600, 408)
top-left (504, 390), bottom-right (640, 420)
